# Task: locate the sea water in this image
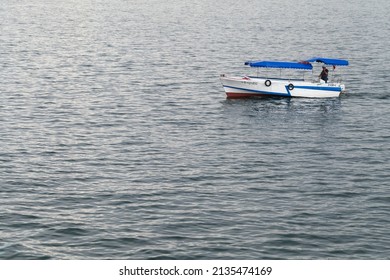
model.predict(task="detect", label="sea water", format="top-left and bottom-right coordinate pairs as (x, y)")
top-left (1, 0), bottom-right (389, 259)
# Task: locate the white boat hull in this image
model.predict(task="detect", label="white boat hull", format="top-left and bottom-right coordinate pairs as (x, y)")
top-left (220, 76), bottom-right (345, 98)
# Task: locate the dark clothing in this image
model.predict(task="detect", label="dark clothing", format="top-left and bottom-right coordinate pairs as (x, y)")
top-left (320, 68), bottom-right (329, 82)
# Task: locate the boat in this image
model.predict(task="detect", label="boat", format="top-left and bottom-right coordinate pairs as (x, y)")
top-left (220, 57), bottom-right (349, 98)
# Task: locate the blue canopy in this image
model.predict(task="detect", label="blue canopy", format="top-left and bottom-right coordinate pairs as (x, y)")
top-left (245, 60), bottom-right (313, 70)
top-left (306, 57), bottom-right (349, 66)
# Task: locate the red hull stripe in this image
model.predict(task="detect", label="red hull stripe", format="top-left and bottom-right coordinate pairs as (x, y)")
top-left (226, 92), bottom-right (270, 98)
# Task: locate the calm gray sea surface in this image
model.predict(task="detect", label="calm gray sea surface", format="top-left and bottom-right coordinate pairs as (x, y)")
top-left (1, 0), bottom-right (389, 259)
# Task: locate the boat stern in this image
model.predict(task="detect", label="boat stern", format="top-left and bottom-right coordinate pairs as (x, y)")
top-left (220, 75), bottom-right (264, 98)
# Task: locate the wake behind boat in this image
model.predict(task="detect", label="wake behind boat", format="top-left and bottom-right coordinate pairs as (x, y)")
top-left (220, 57), bottom-right (349, 98)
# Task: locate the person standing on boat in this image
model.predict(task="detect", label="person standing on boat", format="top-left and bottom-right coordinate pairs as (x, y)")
top-left (319, 66), bottom-right (329, 83)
